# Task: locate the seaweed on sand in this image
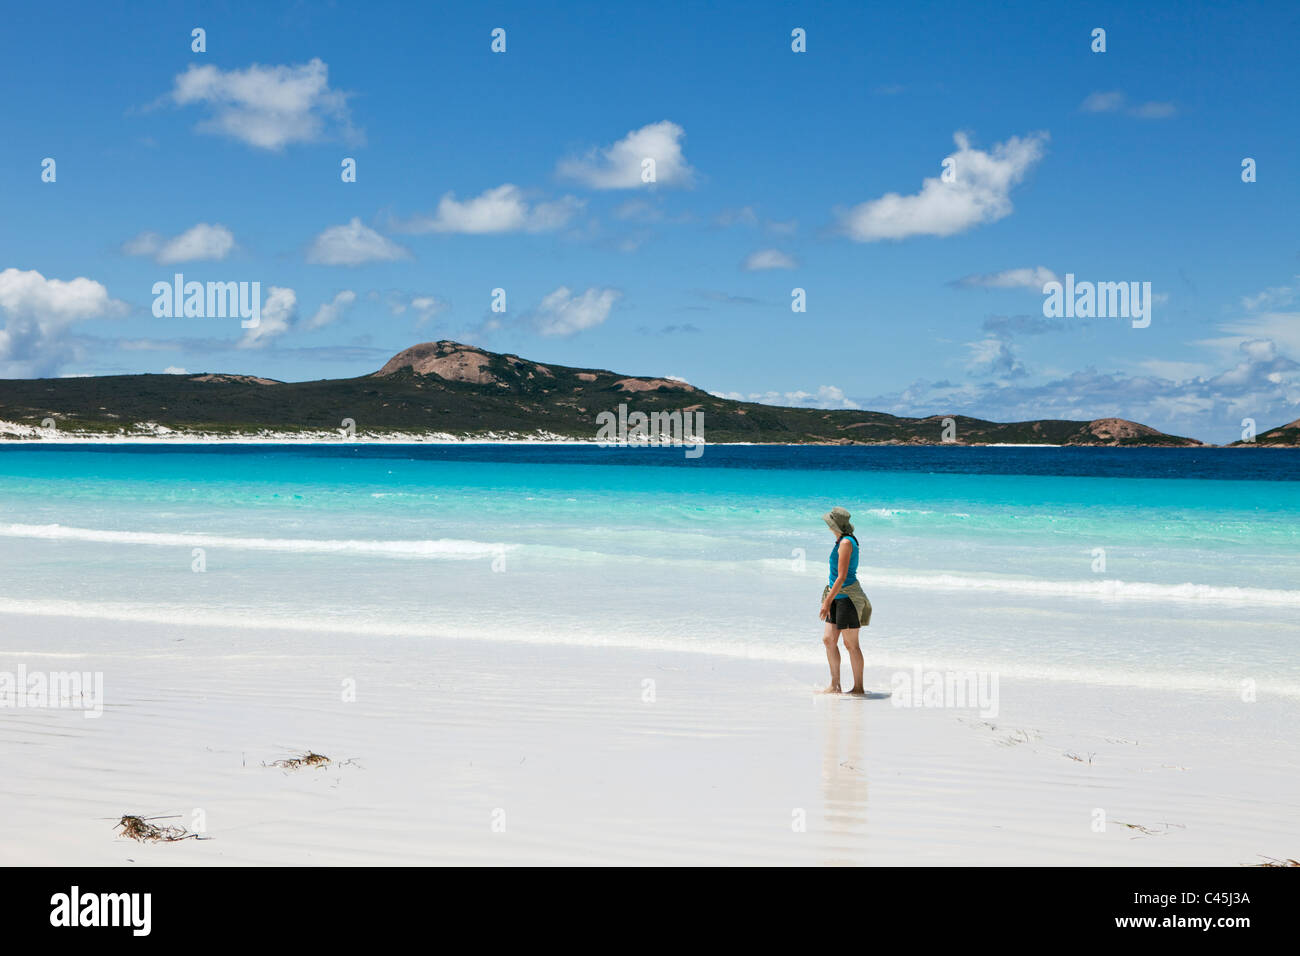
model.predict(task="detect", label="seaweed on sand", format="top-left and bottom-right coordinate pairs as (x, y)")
top-left (1111, 820), bottom-right (1185, 838)
top-left (265, 750), bottom-right (360, 771)
top-left (267, 751), bottom-right (333, 770)
top-left (114, 815), bottom-right (204, 843)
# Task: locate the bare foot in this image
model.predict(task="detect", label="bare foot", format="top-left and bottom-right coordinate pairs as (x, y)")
top-left (845, 687), bottom-right (868, 697)
top-left (817, 684), bottom-right (843, 694)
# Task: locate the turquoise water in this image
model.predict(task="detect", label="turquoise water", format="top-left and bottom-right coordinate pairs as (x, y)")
top-left (1, 445), bottom-right (1297, 697)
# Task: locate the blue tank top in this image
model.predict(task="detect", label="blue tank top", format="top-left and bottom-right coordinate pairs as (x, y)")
top-left (829, 535), bottom-right (859, 599)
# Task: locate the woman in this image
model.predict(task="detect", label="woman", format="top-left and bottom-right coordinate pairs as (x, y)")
top-left (818, 506), bottom-right (873, 696)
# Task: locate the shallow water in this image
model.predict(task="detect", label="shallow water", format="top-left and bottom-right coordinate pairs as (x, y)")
top-left (1, 444), bottom-right (1297, 697)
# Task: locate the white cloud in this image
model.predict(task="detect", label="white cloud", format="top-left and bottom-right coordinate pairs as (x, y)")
top-left (615, 199), bottom-right (661, 222)
top-left (859, 352), bottom-right (1296, 444)
top-left (237, 286), bottom-right (296, 348)
top-left (1241, 283), bottom-right (1296, 312)
top-left (307, 218), bottom-right (410, 266)
top-left (716, 206), bottom-right (759, 227)
top-left (716, 206), bottom-right (798, 236)
top-left (124, 223), bottom-right (236, 264)
top-left (1137, 359), bottom-right (1213, 382)
top-left (712, 384), bottom-right (859, 410)
top-left (807, 385), bottom-right (857, 409)
top-left (304, 290), bottom-right (357, 330)
top-left (965, 335), bottom-right (1026, 378)
top-left (1199, 310), bottom-right (1300, 361)
top-left (742, 249), bottom-right (798, 271)
top-left (558, 121), bottom-right (695, 189)
top-left (610, 199), bottom-right (692, 227)
top-left (0, 268), bottom-right (127, 376)
top-left (163, 366), bottom-right (188, 374)
top-left (1130, 101), bottom-right (1177, 119)
top-left (1080, 91), bottom-right (1177, 119)
top-left (401, 185), bottom-right (582, 235)
top-left (408, 295), bottom-right (448, 325)
top-left (859, 287), bottom-right (1300, 442)
top-left (167, 58), bottom-right (359, 151)
top-left (1080, 91), bottom-right (1127, 113)
top-left (954, 266), bottom-right (1058, 289)
top-left (121, 233), bottom-right (161, 258)
top-left (381, 291), bottom-right (450, 324)
top-left (838, 131), bottom-right (1047, 241)
top-left (0, 269), bottom-right (122, 323)
top-left (533, 286), bottom-right (621, 337)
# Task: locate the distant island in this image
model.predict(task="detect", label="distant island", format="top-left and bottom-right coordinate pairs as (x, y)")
top-left (0, 339), bottom-right (1289, 446)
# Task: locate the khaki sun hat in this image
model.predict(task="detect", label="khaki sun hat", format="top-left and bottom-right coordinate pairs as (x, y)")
top-left (822, 506), bottom-right (854, 536)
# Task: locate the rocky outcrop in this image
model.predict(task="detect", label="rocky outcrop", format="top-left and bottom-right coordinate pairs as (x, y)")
top-left (375, 341), bottom-right (496, 384)
top-left (613, 377), bottom-right (696, 393)
top-left (375, 340), bottom-right (697, 394)
top-left (1070, 417), bottom-right (1186, 445)
top-left (189, 374), bottom-right (280, 385)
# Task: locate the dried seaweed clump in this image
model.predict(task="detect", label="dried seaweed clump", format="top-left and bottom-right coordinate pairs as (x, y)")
top-left (267, 751), bottom-right (332, 770)
top-left (1111, 820), bottom-right (1185, 838)
top-left (1250, 856), bottom-right (1300, 867)
top-left (115, 815), bottom-right (201, 843)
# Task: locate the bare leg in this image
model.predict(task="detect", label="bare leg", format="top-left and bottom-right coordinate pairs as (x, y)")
top-left (820, 621), bottom-right (842, 693)
top-left (841, 628), bottom-right (865, 695)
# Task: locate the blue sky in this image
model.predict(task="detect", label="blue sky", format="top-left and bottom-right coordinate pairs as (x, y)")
top-left (1, 0), bottom-right (1296, 441)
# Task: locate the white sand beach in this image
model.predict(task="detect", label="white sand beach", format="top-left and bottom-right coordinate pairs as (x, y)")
top-left (0, 420), bottom-right (590, 444)
top-left (3, 612), bottom-right (1295, 866)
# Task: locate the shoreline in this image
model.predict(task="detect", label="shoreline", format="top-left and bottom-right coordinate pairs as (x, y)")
top-left (0, 417), bottom-right (1227, 448)
top-left (3, 437), bottom-right (1283, 447)
top-left (8, 422), bottom-right (1290, 448)
top-left (0, 420), bottom-right (1241, 448)
top-left (2, 584), bottom-right (1297, 699)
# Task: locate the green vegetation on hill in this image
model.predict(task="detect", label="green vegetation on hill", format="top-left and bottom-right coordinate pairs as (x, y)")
top-left (1230, 418), bottom-right (1300, 447)
top-left (0, 341), bottom-right (1206, 445)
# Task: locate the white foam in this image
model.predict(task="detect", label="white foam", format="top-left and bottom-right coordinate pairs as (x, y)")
top-left (3, 595), bottom-right (1298, 700)
top-left (870, 570), bottom-right (1300, 607)
top-left (0, 523), bottom-right (507, 559)
top-left (756, 559), bottom-right (1300, 607)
